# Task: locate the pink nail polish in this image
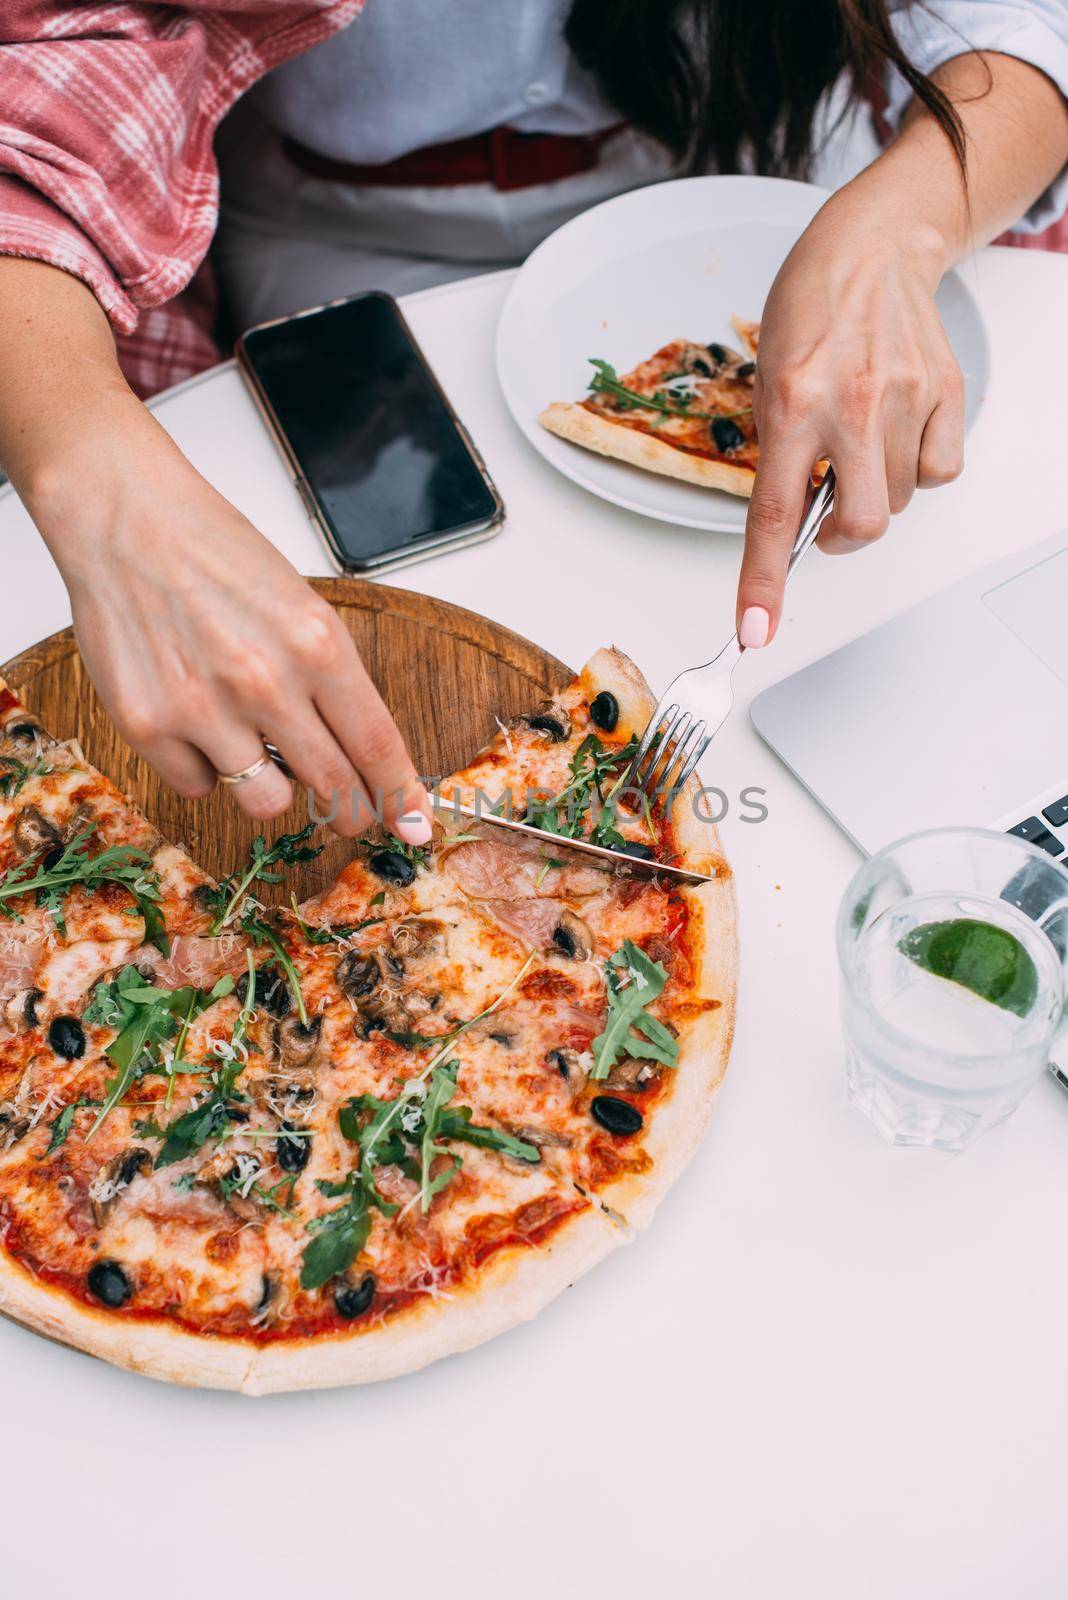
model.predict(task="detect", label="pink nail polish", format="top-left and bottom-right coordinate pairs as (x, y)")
top-left (739, 606), bottom-right (770, 648)
top-left (394, 810), bottom-right (433, 847)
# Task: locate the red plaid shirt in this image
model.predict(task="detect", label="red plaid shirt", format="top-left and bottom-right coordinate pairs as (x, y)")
top-left (1, 0), bottom-right (1065, 399)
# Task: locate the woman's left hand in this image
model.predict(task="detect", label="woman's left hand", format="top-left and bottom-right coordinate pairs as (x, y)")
top-left (734, 187), bottom-right (965, 648)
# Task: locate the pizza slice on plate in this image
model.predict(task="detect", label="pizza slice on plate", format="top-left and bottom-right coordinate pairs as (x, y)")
top-left (540, 317), bottom-right (761, 497)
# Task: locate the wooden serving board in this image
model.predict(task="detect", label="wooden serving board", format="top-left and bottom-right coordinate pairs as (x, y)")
top-left (0, 577), bottom-right (571, 901)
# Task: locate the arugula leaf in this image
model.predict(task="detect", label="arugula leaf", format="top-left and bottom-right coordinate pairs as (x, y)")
top-left (205, 824), bottom-right (322, 933)
top-left (43, 1098), bottom-right (94, 1156)
top-left (587, 358), bottom-right (752, 423)
top-left (437, 1108), bottom-right (540, 1163)
top-left (590, 940), bottom-right (679, 1081)
top-left (0, 829), bottom-right (162, 938)
top-left (153, 956), bottom-right (258, 1165)
top-left (526, 734), bottom-right (637, 843)
top-left (0, 755), bottom-right (51, 800)
top-left (417, 1061), bottom-right (463, 1211)
top-left (84, 968), bottom-right (202, 1139)
top-left (301, 1175), bottom-right (373, 1291)
top-left (339, 1060), bottom-right (539, 1218)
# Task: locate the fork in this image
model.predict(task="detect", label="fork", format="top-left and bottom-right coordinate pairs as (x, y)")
top-left (621, 467), bottom-right (836, 800)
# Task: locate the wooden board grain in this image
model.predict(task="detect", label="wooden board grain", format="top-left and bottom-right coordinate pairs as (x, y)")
top-left (0, 577), bottom-right (572, 899)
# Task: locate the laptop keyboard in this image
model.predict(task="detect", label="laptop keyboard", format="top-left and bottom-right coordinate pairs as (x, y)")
top-left (1007, 794), bottom-right (1068, 858)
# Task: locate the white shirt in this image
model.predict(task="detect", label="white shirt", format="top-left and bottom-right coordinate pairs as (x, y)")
top-left (254, 0), bottom-right (1068, 234)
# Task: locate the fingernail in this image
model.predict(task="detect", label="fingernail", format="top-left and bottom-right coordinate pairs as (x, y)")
top-left (394, 810), bottom-right (433, 846)
top-left (739, 606), bottom-right (770, 648)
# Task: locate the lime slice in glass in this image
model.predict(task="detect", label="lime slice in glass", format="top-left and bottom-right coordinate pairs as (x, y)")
top-left (898, 918), bottom-right (1039, 1018)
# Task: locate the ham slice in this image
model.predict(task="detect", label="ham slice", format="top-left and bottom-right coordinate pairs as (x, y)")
top-left (140, 934), bottom-right (247, 991)
top-left (480, 897), bottom-right (568, 951)
top-left (444, 834), bottom-right (606, 901)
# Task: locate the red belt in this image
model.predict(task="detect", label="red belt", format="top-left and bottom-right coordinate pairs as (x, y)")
top-left (281, 124), bottom-right (625, 194)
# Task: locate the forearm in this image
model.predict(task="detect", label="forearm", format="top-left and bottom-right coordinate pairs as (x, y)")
top-left (0, 258), bottom-right (182, 571)
top-left (849, 51), bottom-right (1068, 274)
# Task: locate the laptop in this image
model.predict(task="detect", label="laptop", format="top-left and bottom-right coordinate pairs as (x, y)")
top-left (749, 530), bottom-right (1068, 860)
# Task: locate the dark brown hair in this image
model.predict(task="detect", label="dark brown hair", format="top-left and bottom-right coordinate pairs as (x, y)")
top-left (564, 0), bottom-right (967, 178)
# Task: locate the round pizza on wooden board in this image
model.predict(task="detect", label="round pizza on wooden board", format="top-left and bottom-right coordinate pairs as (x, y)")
top-left (0, 641), bottom-right (736, 1392)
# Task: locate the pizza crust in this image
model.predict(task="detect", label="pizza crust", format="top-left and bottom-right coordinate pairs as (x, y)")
top-left (0, 1197), bottom-right (623, 1393)
top-left (247, 1201), bottom-right (623, 1394)
top-left (539, 402), bottom-right (757, 499)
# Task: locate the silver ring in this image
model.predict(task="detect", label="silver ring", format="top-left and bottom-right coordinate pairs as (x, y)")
top-left (216, 753), bottom-right (271, 787)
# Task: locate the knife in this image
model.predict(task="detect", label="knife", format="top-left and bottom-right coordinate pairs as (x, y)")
top-left (430, 796), bottom-right (714, 886)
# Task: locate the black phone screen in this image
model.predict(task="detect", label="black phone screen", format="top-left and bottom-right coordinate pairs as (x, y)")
top-left (240, 293), bottom-right (500, 568)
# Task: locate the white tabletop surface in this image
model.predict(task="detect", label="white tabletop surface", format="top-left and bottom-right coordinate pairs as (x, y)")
top-left (2, 251), bottom-right (1067, 1599)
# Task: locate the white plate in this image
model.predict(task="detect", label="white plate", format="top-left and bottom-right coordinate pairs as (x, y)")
top-left (496, 175), bottom-right (989, 533)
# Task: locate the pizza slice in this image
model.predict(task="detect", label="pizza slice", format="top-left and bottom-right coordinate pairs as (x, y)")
top-left (540, 317), bottom-right (761, 497)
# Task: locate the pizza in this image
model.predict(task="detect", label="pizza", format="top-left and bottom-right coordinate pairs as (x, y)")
top-left (541, 316), bottom-right (763, 497)
top-left (0, 647), bottom-right (736, 1392)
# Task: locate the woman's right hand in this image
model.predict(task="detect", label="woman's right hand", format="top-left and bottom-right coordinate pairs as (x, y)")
top-left (1, 262), bottom-right (431, 844)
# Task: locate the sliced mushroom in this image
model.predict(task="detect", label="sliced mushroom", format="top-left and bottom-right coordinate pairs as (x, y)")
top-left (1, 718), bottom-right (50, 752)
top-left (89, 1147), bottom-right (151, 1226)
top-left (601, 1056), bottom-right (658, 1092)
top-left (272, 1013), bottom-right (322, 1073)
top-left (547, 1048), bottom-right (589, 1098)
top-left (391, 916), bottom-right (448, 961)
top-left (3, 987), bottom-right (43, 1033)
top-left (336, 949), bottom-right (380, 1001)
top-left (551, 910), bottom-right (594, 961)
top-left (195, 1151), bottom-right (261, 1222)
top-left (514, 1125), bottom-right (572, 1149)
top-left (0, 1108), bottom-right (31, 1150)
top-left (522, 704), bottom-right (571, 743)
top-left (254, 1074), bottom-right (319, 1120)
top-left (12, 805), bottom-right (61, 859)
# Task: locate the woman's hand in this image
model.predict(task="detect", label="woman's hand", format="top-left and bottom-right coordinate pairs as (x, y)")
top-left (735, 49), bottom-right (1068, 650)
top-left (0, 261), bottom-right (431, 843)
top-left (735, 189), bottom-right (963, 647)
top-left (34, 410), bottom-right (433, 841)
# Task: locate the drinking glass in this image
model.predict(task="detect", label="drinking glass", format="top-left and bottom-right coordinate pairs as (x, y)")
top-left (837, 827), bottom-right (1068, 1152)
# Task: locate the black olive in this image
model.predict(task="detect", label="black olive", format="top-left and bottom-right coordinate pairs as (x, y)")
top-left (711, 417), bottom-right (745, 454)
top-left (337, 950), bottom-right (378, 998)
top-left (48, 1015), bottom-right (85, 1059)
top-left (41, 846), bottom-right (65, 873)
top-left (255, 1274), bottom-right (275, 1315)
top-left (691, 356), bottom-right (713, 378)
top-left (489, 1030), bottom-right (513, 1047)
top-left (552, 923), bottom-right (578, 958)
top-left (23, 988), bottom-right (42, 1028)
top-left (87, 1259), bottom-right (132, 1308)
top-left (609, 839), bottom-right (656, 862)
top-left (7, 722), bottom-right (39, 742)
top-left (370, 850), bottom-right (416, 887)
top-left (706, 343), bottom-right (727, 364)
top-left (276, 1122), bottom-right (310, 1173)
top-left (334, 1272), bottom-right (376, 1320)
top-left (223, 1104), bottom-right (250, 1124)
top-left (589, 691), bottom-right (619, 733)
top-left (526, 712), bottom-right (570, 743)
top-left (590, 1095), bottom-right (644, 1136)
top-left (736, 361), bottom-right (756, 378)
top-left (236, 964), bottom-right (290, 1019)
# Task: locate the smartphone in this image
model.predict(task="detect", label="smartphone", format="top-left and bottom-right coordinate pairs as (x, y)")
top-left (236, 291), bottom-right (504, 573)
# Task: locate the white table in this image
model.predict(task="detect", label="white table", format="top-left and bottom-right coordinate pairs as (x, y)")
top-left (2, 253), bottom-right (1067, 1600)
